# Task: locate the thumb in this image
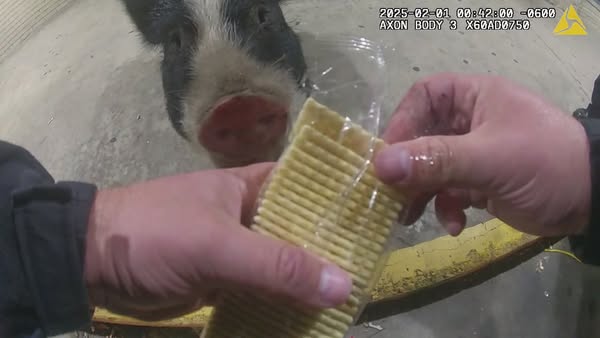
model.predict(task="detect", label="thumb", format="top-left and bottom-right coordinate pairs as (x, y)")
top-left (209, 225), bottom-right (353, 308)
top-left (374, 134), bottom-right (488, 191)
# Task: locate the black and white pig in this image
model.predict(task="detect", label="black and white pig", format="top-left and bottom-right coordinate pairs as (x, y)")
top-left (118, 0), bottom-right (311, 168)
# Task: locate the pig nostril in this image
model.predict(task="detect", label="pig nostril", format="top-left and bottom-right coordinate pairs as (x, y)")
top-left (257, 114), bottom-right (277, 127)
top-left (217, 129), bottom-right (232, 140)
top-left (201, 95), bottom-right (289, 155)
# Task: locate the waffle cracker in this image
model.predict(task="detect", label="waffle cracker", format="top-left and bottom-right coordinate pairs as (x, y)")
top-left (201, 98), bottom-right (406, 338)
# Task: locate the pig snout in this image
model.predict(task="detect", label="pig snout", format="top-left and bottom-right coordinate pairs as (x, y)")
top-left (177, 0), bottom-right (309, 168)
top-left (178, 34), bottom-right (306, 168)
top-left (199, 95), bottom-right (289, 167)
top-left (118, 0), bottom-right (309, 168)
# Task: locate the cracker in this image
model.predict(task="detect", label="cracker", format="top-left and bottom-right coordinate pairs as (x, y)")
top-left (201, 98), bottom-right (406, 338)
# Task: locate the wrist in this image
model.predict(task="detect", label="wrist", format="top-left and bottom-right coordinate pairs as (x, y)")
top-left (84, 188), bottom-right (121, 308)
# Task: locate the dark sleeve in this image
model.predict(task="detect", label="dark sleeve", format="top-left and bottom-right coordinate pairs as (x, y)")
top-left (569, 118), bottom-right (600, 265)
top-left (0, 140), bottom-right (97, 338)
top-left (591, 74), bottom-right (600, 108)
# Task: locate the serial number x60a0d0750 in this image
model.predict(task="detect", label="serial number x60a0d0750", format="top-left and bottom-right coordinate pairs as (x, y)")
top-left (465, 19), bottom-right (531, 30)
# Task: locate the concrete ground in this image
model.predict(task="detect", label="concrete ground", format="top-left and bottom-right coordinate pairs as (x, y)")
top-left (0, 0), bottom-right (75, 60)
top-left (1, 0), bottom-right (600, 337)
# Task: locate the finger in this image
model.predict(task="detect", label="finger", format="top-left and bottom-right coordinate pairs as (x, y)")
top-left (382, 72), bottom-right (481, 144)
top-left (469, 190), bottom-right (488, 209)
top-left (227, 162), bottom-right (277, 225)
top-left (400, 191), bottom-right (435, 225)
top-left (435, 192), bottom-right (467, 236)
top-left (207, 225), bottom-right (352, 309)
top-left (374, 133), bottom-right (490, 192)
top-left (100, 290), bottom-right (206, 322)
top-left (444, 188), bottom-right (489, 210)
top-left (445, 188), bottom-right (474, 209)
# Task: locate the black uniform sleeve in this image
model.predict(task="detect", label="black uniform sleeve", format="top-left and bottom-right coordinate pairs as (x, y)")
top-left (569, 118), bottom-right (600, 265)
top-left (591, 75), bottom-right (600, 109)
top-left (0, 140), bottom-right (97, 338)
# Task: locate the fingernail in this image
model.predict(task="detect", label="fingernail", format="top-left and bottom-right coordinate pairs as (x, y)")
top-left (446, 221), bottom-right (463, 237)
top-left (376, 145), bottom-right (411, 182)
top-left (318, 265), bottom-right (352, 307)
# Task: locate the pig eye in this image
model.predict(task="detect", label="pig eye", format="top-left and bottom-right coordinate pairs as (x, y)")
top-left (169, 30), bottom-right (182, 49)
top-left (257, 7), bottom-right (269, 24)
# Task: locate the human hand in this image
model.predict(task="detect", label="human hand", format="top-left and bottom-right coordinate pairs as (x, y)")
top-left (84, 163), bottom-right (352, 321)
top-left (374, 73), bottom-right (591, 238)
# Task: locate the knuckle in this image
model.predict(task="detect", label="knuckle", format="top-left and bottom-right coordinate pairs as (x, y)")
top-left (421, 137), bottom-right (453, 183)
top-left (274, 245), bottom-right (308, 290)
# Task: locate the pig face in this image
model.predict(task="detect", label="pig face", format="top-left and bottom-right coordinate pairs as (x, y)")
top-left (119, 0), bottom-right (311, 168)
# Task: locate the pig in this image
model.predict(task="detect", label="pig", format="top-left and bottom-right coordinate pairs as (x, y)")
top-left (118, 0), bottom-right (312, 168)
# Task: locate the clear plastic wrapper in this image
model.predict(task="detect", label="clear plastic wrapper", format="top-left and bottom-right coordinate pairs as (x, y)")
top-left (201, 35), bottom-right (404, 338)
top-left (286, 33), bottom-right (395, 306)
top-left (300, 35), bottom-right (387, 139)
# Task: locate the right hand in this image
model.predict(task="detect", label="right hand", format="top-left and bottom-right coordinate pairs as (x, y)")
top-left (374, 73), bottom-right (591, 238)
top-left (85, 163), bottom-right (352, 321)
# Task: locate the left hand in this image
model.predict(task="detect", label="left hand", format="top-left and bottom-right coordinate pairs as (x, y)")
top-left (373, 73), bottom-right (590, 238)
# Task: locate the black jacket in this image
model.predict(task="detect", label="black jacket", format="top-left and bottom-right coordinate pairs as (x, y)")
top-left (0, 141), bottom-right (96, 338)
top-left (2, 117), bottom-right (600, 337)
